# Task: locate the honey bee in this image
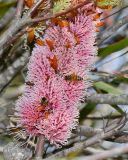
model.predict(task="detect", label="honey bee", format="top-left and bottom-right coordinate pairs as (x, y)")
top-left (35, 97), bottom-right (48, 112)
top-left (65, 73), bottom-right (83, 81)
top-left (25, 81), bottom-right (34, 87)
top-left (35, 105), bottom-right (45, 112)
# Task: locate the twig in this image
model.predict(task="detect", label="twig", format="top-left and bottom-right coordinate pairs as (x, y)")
top-left (5, 27), bottom-right (27, 48)
top-left (0, 8), bottom-right (15, 30)
top-left (86, 94), bottom-right (128, 105)
top-left (43, 144), bottom-right (128, 160)
top-left (76, 125), bottom-right (102, 137)
top-left (31, 0), bottom-right (91, 23)
top-left (96, 51), bottom-right (128, 69)
top-left (101, 5), bottom-right (128, 21)
top-left (76, 124), bottom-right (128, 143)
top-left (98, 15), bottom-right (128, 45)
top-left (27, 0), bottom-right (45, 17)
top-left (35, 135), bottom-right (45, 160)
top-left (45, 117), bottom-right (127, 159)
top-left (0, 0), bottom-right (91, 52)
top-left (0, 18), bottom-right (28, 52)
top-left (0, 50), bottom-right (30, 93)
top-left (83, 144), bottom-right (128, 160)
top-left (85, 115), bottom-right (122, 120)
top-left (15, 0), bottom-right (24, 19)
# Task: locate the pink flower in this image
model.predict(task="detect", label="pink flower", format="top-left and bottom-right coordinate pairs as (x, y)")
top-left (16, 75), bottom-right (67, 135)
top-left (26, 45), bottom-right (54, 83)
top-left (37, 106), bottom-right (79, 147)
top-left (44, 13), bottom-right (97, 77)
top-left (15, 95), bottom-right (40, 135)
top-left (15, 79), bottom-right (79, 146)
top-left (15, 12), bottom-right (97, 146)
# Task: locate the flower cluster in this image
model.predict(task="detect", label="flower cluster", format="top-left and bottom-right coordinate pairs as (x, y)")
top-left (15, 3), bottom-right (97, 147)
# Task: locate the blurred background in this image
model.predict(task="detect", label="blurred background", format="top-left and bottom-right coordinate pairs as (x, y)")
top-left (0, 0), bottom-right (128, 159)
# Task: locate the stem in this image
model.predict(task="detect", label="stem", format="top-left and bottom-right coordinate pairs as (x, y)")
top-left (27, 0), bottom-right (44, 17)
top-left (0, 0), bottom-right (92, 50)
top-left (86, 94), bottom-right (128, 105)
top-left (15, 0), bottom-right (24, 19)
top-left (0, 8), bottom-right (15, 30)
top-left (35, 135), bottom-right (45, 159)
top-left (31, 0), bottom-right (91, 23)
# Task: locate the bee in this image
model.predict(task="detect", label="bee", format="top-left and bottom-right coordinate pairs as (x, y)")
top-left (65, 73), bottom-right (83, 81)
top-left (35, 105), bottom-right (45, 112)
top-left (25, 81), bottom-right (34, 87)
top-left (35, 97), bottom-right (48, 112)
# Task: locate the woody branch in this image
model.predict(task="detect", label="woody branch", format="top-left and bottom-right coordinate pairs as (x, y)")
top-left (45, 116), bottom-right (127, 159)
top-left (0, 0), bottom-right (92, 51)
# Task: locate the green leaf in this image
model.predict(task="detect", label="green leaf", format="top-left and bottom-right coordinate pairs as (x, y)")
top-left (79, 103), bottom-right (96, 122)
top-left (111, 105), bottom-right (125, 115)
top-left (94, 81), bottom-right (123, 95)
top-left (0, 1), bottom-right (16, 18)
top-left (98, 38), bottom-right (128, 58)
top-left (53, 0), bottom-right (70, 14)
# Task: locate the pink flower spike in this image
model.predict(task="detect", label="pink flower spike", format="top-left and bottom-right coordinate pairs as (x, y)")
top-left (15, 11), bottom-right (97, 147)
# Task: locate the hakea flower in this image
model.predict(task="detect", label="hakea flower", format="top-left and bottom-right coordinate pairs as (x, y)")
top-left (15, 10), bottom-right (97, 146)
top-left (44, 13), bottom-right (97, 76)
top-left (27, 13), bottom-right (97, 103)
top-left (37, 106), bottom-right (78, 146)
top-left (16, 75), bottom-right (67, 135)
top-left (26, 45), bottom-right (55, 83)
top-left (15, 77), bottom-right (79, 146)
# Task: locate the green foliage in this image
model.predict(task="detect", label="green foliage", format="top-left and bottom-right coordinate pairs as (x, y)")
top-left (79, 103), bottom-right (96, 122)
top-left (98, 38), bottom-right (128, 58)
top-left (53, 0), bottom-right (70, 14)
top-left (94, 81), bottom-right (123, 95)
top-left (96, 0), bottom-right (122, 8)
top-left (0, 1), bottom-right (16, 18)
top-left (111, 105), bottom-right (125, 114)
